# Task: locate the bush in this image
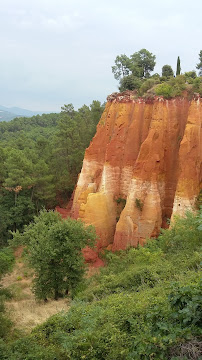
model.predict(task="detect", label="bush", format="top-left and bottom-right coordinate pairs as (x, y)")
top-left (135, 198), bottom-right (143, 211)
top-left (169, 75), bottom-right (186, 96)
top-left (138, 78), bottom-right (158, 96)
top-left (193, 77), bottom-right (202, 96)
top-left (154, 211), bottom-right (202, 254)
top-left (119, 75), bottom-right (142, 92)
top-left (155, 83), bottom-right (173, 98)
top-left (184, 71), bottom-right (197, 83)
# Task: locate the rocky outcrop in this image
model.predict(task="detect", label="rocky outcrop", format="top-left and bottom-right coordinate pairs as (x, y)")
top-left (71, 92), bottom-right (202, 251)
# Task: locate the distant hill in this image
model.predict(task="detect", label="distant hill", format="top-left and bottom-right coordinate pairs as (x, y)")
top-left (0, 110), bottom-right (19, 122)
top-left (0, 105), bottom-right (48, 122)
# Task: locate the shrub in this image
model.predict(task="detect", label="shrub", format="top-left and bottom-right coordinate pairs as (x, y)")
top-left (193, 77), bottom-right (202, 96)
top-left (135, 198), bottom-right (143, 211)
top-left (138, 78), bottom-right (158, 96)
top-left (119, 75), bottom-right (142, 92)
top-left (115, 197), bottom-right (126, 206)
top-left (155, 83), bottom-right (173, 98)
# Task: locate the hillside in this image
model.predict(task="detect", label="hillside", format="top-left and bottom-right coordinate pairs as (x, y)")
top-left (0, 210), bottom-right (201, 359)
top-left (0, 105), bottom-right (47, 122)
top-left (0, 110), bottom-right (20, 122)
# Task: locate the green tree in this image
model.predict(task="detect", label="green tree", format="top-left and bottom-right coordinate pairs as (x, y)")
top-left (90, 100), bottom-right (105, 128)
top-left (112, 54), bottom-right (131, 80)
top-left (3, 149), bottom-right (33, 195)
top-left (112, 49), bottom-right (156, 91)
top-left (130, 48), bottom-right (156, 78)
top-left (162, 64), bottom-right (174, 77)
top-left (52, 105), bottom-right (82, 199)
top-left (196, 50), bottom-right (202, 76)
top-left (119, 75), bottom-right (142, 92)
top-left (31, 160), bottom-right (56, 211)
top-left (176, 56), bottom-right (181, 75)
top-left (12, 210), bottom-right (96, 300)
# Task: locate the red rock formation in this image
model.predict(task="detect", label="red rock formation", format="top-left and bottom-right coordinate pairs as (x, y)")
top-left (71, 92), bottom-right (202, 251)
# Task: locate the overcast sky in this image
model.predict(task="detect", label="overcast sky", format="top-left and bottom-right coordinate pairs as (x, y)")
top-left (1, 0), bottom-right (201, 112)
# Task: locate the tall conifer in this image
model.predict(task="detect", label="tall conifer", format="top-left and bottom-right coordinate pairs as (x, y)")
top-left (176, 56), bottom-right (181, 75)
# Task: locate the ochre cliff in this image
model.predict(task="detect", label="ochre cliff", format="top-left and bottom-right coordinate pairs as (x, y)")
top-left (71, 92), bottom-right (202, 252)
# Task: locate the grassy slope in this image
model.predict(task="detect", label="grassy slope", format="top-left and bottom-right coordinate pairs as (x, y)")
top-left (1, 248), bottom-right (70, 333)
top-left (0, 211), bottom-right (201, 360)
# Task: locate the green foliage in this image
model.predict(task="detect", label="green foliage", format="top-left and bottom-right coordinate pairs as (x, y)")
top-left (155, 83), bottom-right (173, 98)
top-left (196, 50), bottom-right (202, 76)
top-left (162, 64), bottom-right (174, 77)
top-left (168, 281), bottom-right (202, 327)
top-left (115, 197), bottom-right (126, 206)
top-left (169, 75), bottom-right (186, 95)
top-left (0, 248), bottom-right (14, 281)
top-left (135, 198), bottom-right (143, 211)
top-left (0, 248), bottom-right (14, 340)
top-left (113, 50), bottom-right (202, 97)
top-left (0, 302), bottom-right (13, 341)
top-left (0, 337), bottom-right (61, 360)
top-left (0, 102), bottom-right (104, 245)
top-left (1, 210), bottom-right (202, 358)
top-left (111, 54), bottom-right (131, 80)
top-left (0, 189), bottom-right (35, 246)
top-left (12, 209), bottom-right (96, 300)
top-left (176, 56), bottom-right (181, 76)
top-left (112, 49), bottom-right (156, 91)
top-left (151, 210), bottom-right (202, 254)
top-left (155, 75), bottom-right (187, 98)
top-left (138, 78), bottom-right (158, 96)
top-left (51, 102), bottom-right (104, 201)
top-left (195, 190), bottom-right (202, 209)
top-left (184, 71), bottom-right (197, 82)
top-left (192, 76), bottom-right (202, 96)
top-left (115, 197), bottom-right (127, 223)
top-left (119, 75), bottom-right (141, 92)
top-left (130, 49), bottom-right (156, 78)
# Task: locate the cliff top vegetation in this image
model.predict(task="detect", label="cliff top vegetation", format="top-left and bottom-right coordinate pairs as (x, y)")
top-left (112, 49), bottom-right (202, 98)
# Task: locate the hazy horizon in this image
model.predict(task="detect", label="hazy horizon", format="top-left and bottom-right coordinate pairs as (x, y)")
top-left (1, 0), bottom-right (201, 112)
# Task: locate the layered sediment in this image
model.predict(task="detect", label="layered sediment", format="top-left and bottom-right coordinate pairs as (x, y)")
top-left (71, 92), bottom-right (202, 251)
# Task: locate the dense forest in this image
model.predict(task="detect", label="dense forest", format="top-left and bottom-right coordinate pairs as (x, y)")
top-left (0, 101), bottom-right (104, 247)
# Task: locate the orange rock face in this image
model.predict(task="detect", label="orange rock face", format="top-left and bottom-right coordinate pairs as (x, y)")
top-left (71, 92), bottom-right (202, 251)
